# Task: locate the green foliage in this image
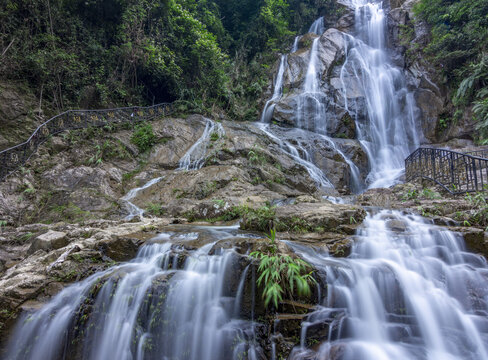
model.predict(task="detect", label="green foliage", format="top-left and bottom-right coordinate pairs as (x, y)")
top-left (240, 205), bottom-right (276, 232)
top-left (131, 122), bottom-right (156, 153)
top-left (402, 188), bottom-right (441, 201)
top-left (146, 203), bottom-right (165, 216)
top-left (0, 0), bottom-right (342, 119)
top-left (414, 0), bottom-right (488, 141)
top-left (250, 229), bottom-right (315, 308)
top-left (247, 146), bottom-right (266, 165)
top-left (210, 132), bottom-right (220, 141)
top-left (464, 192), bottom-right (488, 227)
top-left (18, 232), bottom-right (34, 242)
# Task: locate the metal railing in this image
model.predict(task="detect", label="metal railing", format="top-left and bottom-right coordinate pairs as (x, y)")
top-left (405, 147), bottom-right (488, 194)
top-left (0, 102), bottom-right (175, 181)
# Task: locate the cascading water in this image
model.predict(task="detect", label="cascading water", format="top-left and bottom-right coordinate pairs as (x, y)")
top-left (4, 226), bottom-right (263, 360)
top-left (261, 55), bottom-right (288, 123)
top-left (179, 118), bottom-right (225, 170)
top-left (308, 17), bottom-right (325, 35)
top-left (296, 37), bottom-right (328, 134)
top-left (259, 15), bottom-right (366, 193)
top-left (256, 123), bottom-right (333, 189)
top-left (287, 210), bottom-right (488, 360)
top-left (121, 176), bottom-right (164, 221)
top-left (291, 36), bottom-right (301, 53)
top-left (339, 0), bottom-right (420, 188)
top-left (121, 117), bottom-right (225, 221)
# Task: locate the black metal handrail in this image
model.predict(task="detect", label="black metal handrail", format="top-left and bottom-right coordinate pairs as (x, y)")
top-left (405, 147), bottom-right (488, 194)
top-left (0, 102), bottom-right (176, 181)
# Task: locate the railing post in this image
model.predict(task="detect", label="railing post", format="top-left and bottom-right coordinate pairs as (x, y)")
top-left (432, 149), bottom-right (436, 181)
top-left (473, 158), bottom-right (478, 191)
top-left (450, 151), bottom-right (454, 188)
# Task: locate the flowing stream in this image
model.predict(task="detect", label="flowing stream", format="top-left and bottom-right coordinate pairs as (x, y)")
top-left (179, 118), bottom-right (225, 170)
top-left (121, 176), bottom-right (164, 221)
top-left (5, 225), bottom-right (263, 360)
top-left (287, 210), bottom-right (488, 360)
top-left (121, 117), bottom-right (225, 220)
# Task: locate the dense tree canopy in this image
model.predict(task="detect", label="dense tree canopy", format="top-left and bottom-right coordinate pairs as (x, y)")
top-left (0, 0), bottom-right (340, 119)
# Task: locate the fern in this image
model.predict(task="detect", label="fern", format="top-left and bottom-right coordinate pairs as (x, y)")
top-left (250, 229), bottom-right (316, 308)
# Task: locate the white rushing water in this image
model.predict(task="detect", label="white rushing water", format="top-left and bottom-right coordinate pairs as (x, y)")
top-left (309, 17), bottom-right (325, 35)
top-left (291, 36), bottom-right (301, 53)
top-left (5, 226), bottom-right (262, 360)
top-left (121, 176), bottom-right (164, 221)
top-left (261, 0), bottom-right (422, 192)
top-left (256, 123), bottom-right (333, 189)
top-left (260, 15), bottom-right (365, 192)
top-left (288, 210), bottom-right (488, 360)
top-left (261, 55), bottom-right (288, 123)
top-left (296, 37), bottom-right (328, 134)
top-left (179, 118), bottom-right (225, 170)
top-left (339, 0), bottom-right (420, 188)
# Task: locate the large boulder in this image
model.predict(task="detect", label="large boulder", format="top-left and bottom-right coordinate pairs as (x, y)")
top-left (28, 230), bottom-right (68, 254)
top-left (274, 202), bottom-right (366, 232)
top-left (272, 28), bottom-right (353, 136)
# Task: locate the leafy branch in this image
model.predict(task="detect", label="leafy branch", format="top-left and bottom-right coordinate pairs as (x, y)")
top-left (250, 229), bottom-right (316, 308)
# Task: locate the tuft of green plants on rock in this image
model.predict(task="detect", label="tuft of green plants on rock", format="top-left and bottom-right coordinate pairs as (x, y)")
top-left (146, 203), bottom-right (165, 216)
top-left (250, 229), bottom-right (316, 309)
top-left (464, 191), bottom-right (488, 227)
top-left (131, 122), bottom-right (157, 153)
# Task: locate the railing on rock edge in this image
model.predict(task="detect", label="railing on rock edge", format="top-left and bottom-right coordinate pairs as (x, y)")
top-left (405, 147), bottom-right (488, 194)
top-left (0, 102), bottom-right (175, 182)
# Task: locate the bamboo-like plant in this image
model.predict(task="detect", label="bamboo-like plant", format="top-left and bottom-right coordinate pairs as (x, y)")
top-left (250, 229), bottom-right (316, 308)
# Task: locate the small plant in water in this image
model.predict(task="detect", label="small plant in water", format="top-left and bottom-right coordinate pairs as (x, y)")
top-left (250, 229), bottom-right (316, 308)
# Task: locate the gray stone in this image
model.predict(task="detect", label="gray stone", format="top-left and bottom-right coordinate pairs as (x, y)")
top-left (29, 230), bottom-right (68, 254)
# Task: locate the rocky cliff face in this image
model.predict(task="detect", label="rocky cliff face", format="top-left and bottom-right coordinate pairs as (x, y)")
top-left (388, 0), bottom-right (476, 145)
top-left (265, 0), bottom-right (475, 154)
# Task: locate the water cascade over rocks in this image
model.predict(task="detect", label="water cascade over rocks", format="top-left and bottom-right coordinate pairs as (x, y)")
top-left (5, 226), bottom-right (263, 360)
top-left (179, 118), bottom-right (225, 170)
top-left (261, 55), bottom-right (288, 124)
top-left (3, 2), bottom-right (488, 360)
top-left (258, 12), bottom-right (365, 192)
top-left (121, 177), bottom-right (164, 221)
top-left (339, 0), bottom-right (420, 187)
top-left (264, 0), bottom-right (423, 192)
top-left (287, 210), bottom-right (488, 360)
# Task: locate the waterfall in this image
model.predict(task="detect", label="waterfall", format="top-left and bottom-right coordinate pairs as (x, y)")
top-left (4, 226), bottom-right (262, 360)
top-left (121, 176), bottom-right (164, 221)
top-left (261, 55), bottom-right (288, 123)
top-left (309, 17), bottom-right (325, 35)
top-left (256, 123), bottom-right (333, 189)
top-left (259, 14), bottom-right (367, 192)
top-left (296, 37), bottom-right (328, 134)
top-left (291, 36), bottom-right (301, 53)
top-left (179, 118), bottom-right (225, 170)
top-left (339, 0), bottom-right (421, 188)
top-left (288, 210), bottom-right (488, 360)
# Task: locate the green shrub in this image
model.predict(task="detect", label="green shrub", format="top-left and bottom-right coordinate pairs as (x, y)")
top-left (131, 123), bottom-right (156, 153)
top-left (250, 229), bottom-right (315, 308)
top-left (146, 203), bottom-right (165, 216)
